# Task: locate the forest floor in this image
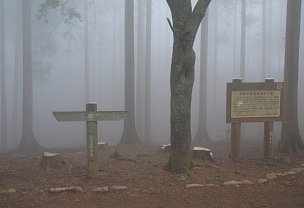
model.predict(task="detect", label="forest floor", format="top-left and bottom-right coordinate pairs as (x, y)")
top-left (0, 139), bottom-right (304, 208)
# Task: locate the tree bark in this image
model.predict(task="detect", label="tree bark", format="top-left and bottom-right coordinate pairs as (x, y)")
top-left (120, 0), bottom-right (141, 145)
top-left (278, 0), bottom-right (304, 153)
top-left (166, 0), bottom-right (211, 172)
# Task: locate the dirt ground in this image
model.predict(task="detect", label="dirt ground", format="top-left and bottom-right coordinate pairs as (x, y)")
top-left (0, 139), bottom-right (304, 208)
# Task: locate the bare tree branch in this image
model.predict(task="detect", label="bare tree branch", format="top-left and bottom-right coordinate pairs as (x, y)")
top-left (189, 0), bottom-right (211, 34)
top-left (167, 17), bottom-right (182, 40)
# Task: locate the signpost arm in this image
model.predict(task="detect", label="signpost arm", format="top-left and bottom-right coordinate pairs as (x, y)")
top-left (52, 102), bottom-right (129, 180)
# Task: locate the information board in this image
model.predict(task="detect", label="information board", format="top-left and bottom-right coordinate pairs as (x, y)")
top-left (226, 80), bottom-right (284, 123)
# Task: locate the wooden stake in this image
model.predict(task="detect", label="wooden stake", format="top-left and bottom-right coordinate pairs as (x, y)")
top-left (264, 122), bottom-right (274, 158)
top-left (230, 123), bottom-right (241, 159)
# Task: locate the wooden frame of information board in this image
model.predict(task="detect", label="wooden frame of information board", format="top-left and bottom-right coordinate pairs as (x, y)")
top-left (226, 78), bottom-right (284, 159)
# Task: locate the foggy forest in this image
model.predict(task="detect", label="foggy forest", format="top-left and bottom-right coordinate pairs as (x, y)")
top-left (1, 0), bottom-right (304, 207)
top-left (1, 0), bottom-right (303, 150)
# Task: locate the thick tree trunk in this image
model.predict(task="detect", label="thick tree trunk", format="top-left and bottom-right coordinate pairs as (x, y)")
top-left (169, 46), bottom-right (195, 171)
top-left (18, 0), bottom-right (41, 152)
top-left (166, 0), bottom-right (211, 172)
top-left (0, 0), bottom-right (7, 151)
top-left (120, 0), bottom-right (141, 145)
top-left (278, 0), bottom-right (304, 153)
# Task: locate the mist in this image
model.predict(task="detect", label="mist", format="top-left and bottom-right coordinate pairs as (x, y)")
top-left (0, 0), bottom-right (303, 150)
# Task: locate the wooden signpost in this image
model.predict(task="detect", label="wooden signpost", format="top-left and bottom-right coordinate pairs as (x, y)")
top-left (53, 103), bottom-right (128, 179)
top-left (226, 78), bottom-right (284, 159)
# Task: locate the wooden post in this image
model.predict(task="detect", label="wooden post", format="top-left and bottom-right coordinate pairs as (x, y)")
top-left (264, 78), bottom-right (274, 158)
top-left (230, 123), bottom-right (241, 159)
top-left (86, 103), bottom-right (98, 179)
top-left (264, 122), bottom-right (274, 158)
top-left (53, 103), bottom-right (128, 179)
top-left (230, 78), bottom-right (242, 159)
top-left (227, 78), bottom-right (283, 160)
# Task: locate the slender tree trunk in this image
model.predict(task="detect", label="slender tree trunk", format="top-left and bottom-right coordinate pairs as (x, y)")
top-left (0, 0), bottom-right (7, 151)
top-left (233, 0), bottom-right (238, 77)
top-left (194, 10), bottom-right (210, 144)
top-left (12, 0), bottom-right (22, 146)
top-left (84, 0), bottom-right (90, 103)
top-left (136, 0), bottom-right (146, 140)
top-left (166, 0), bottom-right (211, 172)
top-left (240, 0), bottom-right (246, 80)
top-left (267, 0), bottom-right (272, 79)
top-left (120, 0), bottom-right (141, 145)
top-left (262, 0), bottom-right (267, 79)
top-left (212, 1), bottom-right (218, 129)
top-left (278, 0), bottom-right (304, 153)
top-left (18, 0), bottom-right (41, 152)
top-left (111, 2), bottom-right (118, 107)
top-left (144, 0), bottom-right (152, 144)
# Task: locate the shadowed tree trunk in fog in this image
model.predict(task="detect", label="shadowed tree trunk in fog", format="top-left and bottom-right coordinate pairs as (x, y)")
top-left (0, 0), bottom-right (7, 151)
top-left (232, 0), bottom-right (238, 77)
top-left (211, 1), bottom-right (218, 130)
top-left (240, 0), bottom-right (246, 80)
top-left (12, 0), bottom-right (22, 146)
top-left (120, 0), bottom-right (141, 145)
top-left (136, 0), bottom-right (145, 142)
top-left (278, 0), bottom-right (304, 153)
top-left (262, 0), bottom-right (267, 79)
top-left (84, 0), bottom-right (90, 103)
top-left (166, 0), bottom-right (211, 172)
top-left (18, 0), bottom-right (42, 152)
top-left (111, 2), bottom-right (118, 108)
top-left (144, 0), bottom-right (152, 144)
top-left (194, 11), bottom-right (210, 144)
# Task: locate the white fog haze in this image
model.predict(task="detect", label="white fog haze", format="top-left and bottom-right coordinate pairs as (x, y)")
top-left (0, 0), bottom-right (304, 150)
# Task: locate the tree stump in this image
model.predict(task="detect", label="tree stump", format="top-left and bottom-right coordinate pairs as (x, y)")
top-left (192, 147), bottom-right (214, 162)
top-left (98, 141), bottom-right (110, 152)
top-left (39, 152), bottom-right (72, 174)
top-left (160, 144), bottom-right (171, 152)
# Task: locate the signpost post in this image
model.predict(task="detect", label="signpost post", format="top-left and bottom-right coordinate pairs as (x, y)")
top-left (53, 103), bottom-right (128, 179)
top-left (226, 79), bottom-right (284, 159)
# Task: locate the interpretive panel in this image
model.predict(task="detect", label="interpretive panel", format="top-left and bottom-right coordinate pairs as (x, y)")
top-left (226, 80), bottom-right (284, 123)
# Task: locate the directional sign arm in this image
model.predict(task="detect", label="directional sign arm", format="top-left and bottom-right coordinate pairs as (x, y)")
top-left (95, 111), bottom-right (129, 121)
top-left (53, 112), bottom-right (88, 121)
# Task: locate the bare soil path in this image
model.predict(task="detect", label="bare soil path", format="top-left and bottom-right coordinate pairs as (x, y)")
top-left (0, 140), bottom-right (304, 208)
